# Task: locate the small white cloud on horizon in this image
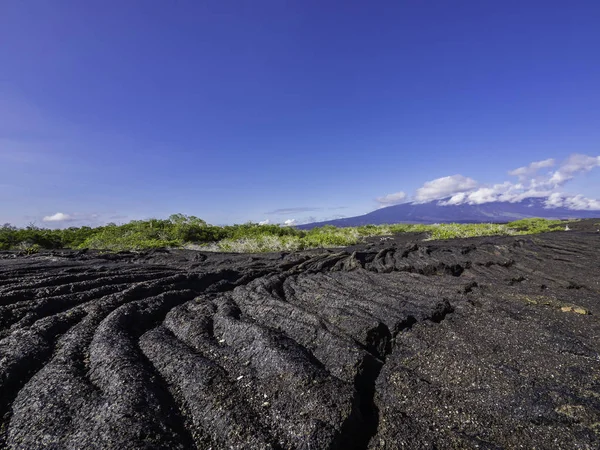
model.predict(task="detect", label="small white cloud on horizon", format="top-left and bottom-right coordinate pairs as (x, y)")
top-left (376, 191), bottom-right (407, 207)
top-left (414, 175), bottom-right (479, 203)
top-left (42, 212), bottom-right (73, 222)
top-left (283, 219), bottom-right (297, 226)
top-left (38, 212), bottom-right (107, 228)
top-left (258, 219), bottom-right (270, 225)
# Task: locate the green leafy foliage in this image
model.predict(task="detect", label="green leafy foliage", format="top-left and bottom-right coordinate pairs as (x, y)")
top-left (0, 223), bottom-right (67, 250)
top-left (212, 235), bottom-right (305, 253)
top-left (426, 223), bottom-right (517, 240)
top-left (0, 216), bottom-right (571, 253)
top-left (506, 218), bottom-right (565, 233)
top-left (303, 226), bottom-right (360, 247)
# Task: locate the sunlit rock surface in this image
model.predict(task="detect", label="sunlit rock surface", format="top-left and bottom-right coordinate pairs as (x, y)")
top-left (1, 220), bottom-right (599, 449)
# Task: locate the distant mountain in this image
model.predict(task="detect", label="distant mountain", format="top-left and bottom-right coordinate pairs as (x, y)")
top-left (298, 198), bottom-right (600, 229)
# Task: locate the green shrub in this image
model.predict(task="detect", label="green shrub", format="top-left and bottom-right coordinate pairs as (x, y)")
top-left (426, 223), bottom-right (517, 240)
top-left (24, 243), bottom-right (42, 255)
top-left (507, 218), bottom-right (564, 233)
top-left (0, 215), bottom-right (570, 253)
top-left (213, 235), bottom-right (305, 253)
top-left (304, 226), bottom-right (360, 247)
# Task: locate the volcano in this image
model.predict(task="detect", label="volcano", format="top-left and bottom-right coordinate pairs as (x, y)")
top-left (298, 197), bottom-right (600, 228)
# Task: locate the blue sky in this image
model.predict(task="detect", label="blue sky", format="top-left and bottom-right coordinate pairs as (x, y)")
top-left (1, 0), bottom-right (599, 227)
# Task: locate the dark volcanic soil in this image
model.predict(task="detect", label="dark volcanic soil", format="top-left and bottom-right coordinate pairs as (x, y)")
top-left (1, 220), bottom-right (600, 449)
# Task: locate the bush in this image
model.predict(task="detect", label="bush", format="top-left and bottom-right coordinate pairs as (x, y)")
top-left (213, 235), bottom-right (305, 253)
top-left (0, 216), bottom-right (570, 253)
top-left (77, 225), bottom-right (180, 251)
top-left (426, 223), bottom-right (517, 240)
top-left (304, 226), bottom-right (360, 247)
top-left (507, 218), bottom-right (564, 233)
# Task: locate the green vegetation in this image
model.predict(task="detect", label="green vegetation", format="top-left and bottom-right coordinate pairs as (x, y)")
top-left (504, 218), bottom-right (565, 233)
top-left (0, 216), bottom-right (570, 253)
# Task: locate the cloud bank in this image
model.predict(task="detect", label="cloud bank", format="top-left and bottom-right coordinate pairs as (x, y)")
top-left (414, 175), bottom-right (479, 203)
top-left (378, 153), bottom-right (600, 211)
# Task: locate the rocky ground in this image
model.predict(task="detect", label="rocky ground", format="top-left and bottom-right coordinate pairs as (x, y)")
top-left (1, 220), bottom-right (599, 449)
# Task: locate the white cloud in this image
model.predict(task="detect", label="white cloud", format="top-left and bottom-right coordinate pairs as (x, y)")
top-left (463, 187), bottom-right (500, 204)
top-left (258, 219), bottom-right (270, 225)
top-left (548, 154), bottom-right (600, 186)
top-left (414, 175), bottom-right (479, 203)
top-left (43, 212), bottom-right (73, 222)
top-left (376, 191), bottom-right (407, 207)
top-left (508, 158), bottom-right (555, 179)
top-left (544, 193), bottom-right (600, 210)
top-left (565, 195), bottom-right (600, 210)
top-left (283, 219), bottom-right (297, 227)
top-left (442, 192), bottom-right (468, 205)
top-left (544, 192), bottom-right (564, 208)
top-left (441, 180), bottom-right (554, 206)
top-left (388, 153), bottom-right (600, 210)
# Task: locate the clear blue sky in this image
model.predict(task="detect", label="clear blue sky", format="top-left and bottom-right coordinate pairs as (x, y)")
top-left (1, 0), bottom-right (599, 227)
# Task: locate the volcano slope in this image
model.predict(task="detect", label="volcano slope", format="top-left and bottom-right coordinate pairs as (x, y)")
top-left (1, 221), bottom-right (599, 449)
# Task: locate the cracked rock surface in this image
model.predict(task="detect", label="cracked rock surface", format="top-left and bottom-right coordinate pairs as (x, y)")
top-left (1, 220), bottom-right (599, 449)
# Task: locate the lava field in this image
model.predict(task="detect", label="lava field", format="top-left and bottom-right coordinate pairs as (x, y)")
top-left (1, 221), bottom-right (599, 449)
